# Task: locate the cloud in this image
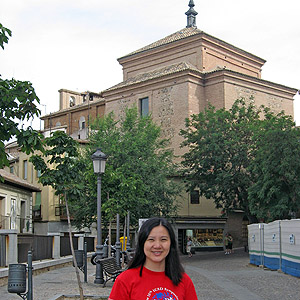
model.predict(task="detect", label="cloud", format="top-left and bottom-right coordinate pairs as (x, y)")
top-left (0, 0), bottom-right (299, 126)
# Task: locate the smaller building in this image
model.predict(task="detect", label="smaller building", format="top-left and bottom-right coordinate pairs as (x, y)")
top-left (43, 89), bottom-right (105, 141)
top-left (0, 169), bottom-right (41, 233)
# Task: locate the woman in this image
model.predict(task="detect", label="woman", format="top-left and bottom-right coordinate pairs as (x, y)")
top-left (224, 233), bottom-right (229, 255)
top-left (186, 237), bottom-right (193, 257)
top-left (228, 234), bottom-right (233, 254)
top-left (224, 233), bottom-right (233, 254)
top-left (108, 217), bottom-right (198, 300)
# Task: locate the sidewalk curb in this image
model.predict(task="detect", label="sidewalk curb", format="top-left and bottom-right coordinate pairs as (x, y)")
top-left (0, 253), bottom-right (92, 287)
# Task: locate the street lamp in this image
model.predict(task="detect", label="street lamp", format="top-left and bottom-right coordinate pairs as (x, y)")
top-left (91, 148), bottom-right (107, 284)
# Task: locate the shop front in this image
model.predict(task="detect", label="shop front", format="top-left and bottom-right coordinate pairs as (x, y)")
top-left (185, 228), bottom-right (224, 253)
top-left (174, 217), bottom-right (227, 254)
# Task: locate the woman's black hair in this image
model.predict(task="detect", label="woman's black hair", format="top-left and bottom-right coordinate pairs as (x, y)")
top-left (128, 217), bottom-right (184, 286)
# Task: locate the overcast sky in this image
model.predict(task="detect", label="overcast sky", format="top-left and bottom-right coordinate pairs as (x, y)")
top-left (0, 0), bottom-right (299, 129)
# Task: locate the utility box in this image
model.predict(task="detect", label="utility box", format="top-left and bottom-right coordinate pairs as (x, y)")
top-left (120, 236), bottom-right (127, 251)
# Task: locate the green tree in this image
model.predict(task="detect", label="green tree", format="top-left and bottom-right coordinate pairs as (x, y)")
top-left (181, 98), bottom-right (300, 222)
top-left (180, 98), bottom-right (261, 222)
top-left (30, 131), bottom-right (85, 299)
top-left (248, 109), bottom-right (300, 221)
top-left (71, 107), bottom-right (180, 229)
top-left (0, 23), bottom-right (42, 171)
top-left (0, 23), bottom-right (11, 49)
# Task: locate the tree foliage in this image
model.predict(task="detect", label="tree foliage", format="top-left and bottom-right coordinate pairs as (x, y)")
top-left (71, 107), bottom-right (180, 229)
top-left (248, 109), bottom-right (300, 221)
top-left (0, 23), bottom-right (42, 171)
top-left (30, 131), bottom-right (85, 198)
top-left (180, 98), bottom-right (260, 220)
top-left (0, 23), bottom-right (11, 49)
top-left (181, 98), bottom-right (300, 222)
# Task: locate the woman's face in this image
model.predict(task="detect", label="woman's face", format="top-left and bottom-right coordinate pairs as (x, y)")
top-left (143, 225), bottom-right (171, 271)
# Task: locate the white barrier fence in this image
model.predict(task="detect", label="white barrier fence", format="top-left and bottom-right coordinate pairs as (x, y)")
top-left (248, 219), bottom-right (300, 277)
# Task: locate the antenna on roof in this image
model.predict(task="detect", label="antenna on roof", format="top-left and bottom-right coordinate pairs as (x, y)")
top-left (186, 0), bottom-right (198, 28)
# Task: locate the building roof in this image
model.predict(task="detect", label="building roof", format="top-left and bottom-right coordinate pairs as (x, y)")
top-left (118, 27), bottom-right (265, 63)
top-left (103, 62), bottom-right (297, 95)
top-left (104, 61), bottom-right (202, 92)
top-left (118, 27), bottom-right (202, 60)
top-left (0, 169), bottom-right (41, 192)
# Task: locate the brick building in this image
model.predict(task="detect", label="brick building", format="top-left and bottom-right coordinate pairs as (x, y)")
top-left (40, 1), bottom-right (297, 252)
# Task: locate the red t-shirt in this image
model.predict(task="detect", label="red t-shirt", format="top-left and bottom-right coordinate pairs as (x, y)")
top-left (108, 266), bottom-right (198, 300)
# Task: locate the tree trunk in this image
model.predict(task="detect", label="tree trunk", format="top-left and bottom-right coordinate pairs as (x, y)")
top-left (65, 193), bottom-right (84, 300)
top-left (122, 218), bottom-right (126, 268)
top-left (247, 214), bottom-right (259, 224)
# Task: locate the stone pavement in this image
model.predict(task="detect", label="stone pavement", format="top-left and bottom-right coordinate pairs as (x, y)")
top-left (1, 248), bottom-right (300, 299)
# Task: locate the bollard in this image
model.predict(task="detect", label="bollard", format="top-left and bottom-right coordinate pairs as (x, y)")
top-left (8, 264), bottom-right (27, 294)
top-left (27, 250), bottom-right (33, 300)
top-left (103, 243), bottom-right (108, 258)
top-left (74, 250), bottom-right (84, 268)
top-left (115, 213), bottom-right (121, 268)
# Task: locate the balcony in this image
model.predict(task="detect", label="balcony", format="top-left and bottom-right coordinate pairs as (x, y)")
top-left (55, 205), bottom-right (73, 220)
top-left (33, 206), bottom-right (42, 221)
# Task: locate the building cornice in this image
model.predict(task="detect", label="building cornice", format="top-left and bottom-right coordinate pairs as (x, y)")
top-left (102, 63), bottom-right (297, 98)
top-left (205, 68), bottom-right (298, 97)
top-left (41, 98), bottom-right (105, 120)
top-left (0, 169), bottom-right (41, 192)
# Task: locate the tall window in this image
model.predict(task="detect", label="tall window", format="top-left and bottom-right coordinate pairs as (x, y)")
top-left (33, 192), bottom-right (42, 220)
top-left (190, 190), bottom-right (200, 204)
top-left (79, 116), bottom-right (86, 130)
top-left (10, 198), bottom-right (16, 229)
top-left (23, 160), bottom-right (28, 180)
top-left (140, 97), bottom-right (149, 117)
top-left (34, 192), bottom-right (41, 210)
top-left (0, 196), bottom-right (4, 222)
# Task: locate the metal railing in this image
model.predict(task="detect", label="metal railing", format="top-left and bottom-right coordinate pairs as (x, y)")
top-left (0, 215), bottom-right (30, 233)
top-left (20, 217), bottom-right (30, 233)
top-left (0, 214), bottom-right (10, 229)
top-left (18, 234), bottom-right (53, 263)
top-left (55, 205), bottom-right (73, 220)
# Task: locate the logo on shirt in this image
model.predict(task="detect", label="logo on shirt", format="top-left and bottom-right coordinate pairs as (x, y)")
top-left (147, 287), bottom-right (178, 300)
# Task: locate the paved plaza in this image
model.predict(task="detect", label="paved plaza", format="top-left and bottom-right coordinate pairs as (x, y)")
top-left (1, 248), bottom-right (300, 299)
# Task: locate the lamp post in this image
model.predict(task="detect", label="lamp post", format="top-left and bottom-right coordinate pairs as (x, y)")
top-left (91, 148), bottom-right (107, 284)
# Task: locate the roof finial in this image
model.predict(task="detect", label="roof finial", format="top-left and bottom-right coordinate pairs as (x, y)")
top-left (185, 0), bottom-right (198, 28)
